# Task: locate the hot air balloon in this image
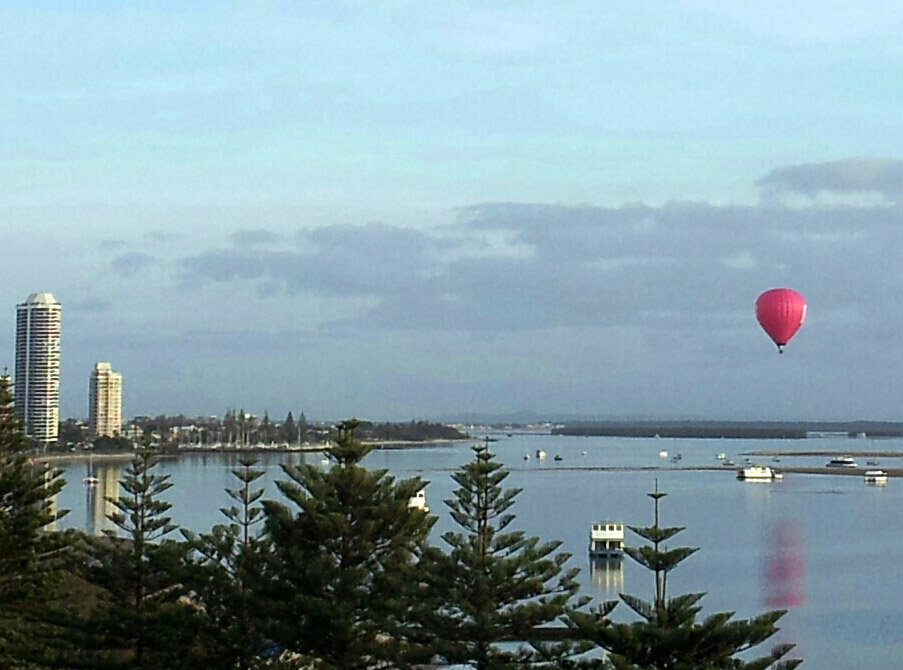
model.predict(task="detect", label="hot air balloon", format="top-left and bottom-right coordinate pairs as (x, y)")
top-left (756, 288), bottom-right (807, 353)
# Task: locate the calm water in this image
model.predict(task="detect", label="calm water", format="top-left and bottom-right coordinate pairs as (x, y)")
top-left (55, 434), bottom-right (903, 669)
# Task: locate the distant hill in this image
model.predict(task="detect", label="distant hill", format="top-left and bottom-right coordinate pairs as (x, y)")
top-left (553, 420), bottom-right (903, 439)
top-left (354, 420), bottom-right (468, 442)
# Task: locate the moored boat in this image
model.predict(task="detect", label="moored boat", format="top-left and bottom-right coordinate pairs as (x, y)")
top-left (737, 465), bottom-right (782, 481)
top-left (864, 470), bottom-right (888, 485)
top-left (826, 456), bottom-right (858, 468)
top-left (589, 522), bottom-right (624, 558)
top-left (408, 488), bottom-right (429, 512)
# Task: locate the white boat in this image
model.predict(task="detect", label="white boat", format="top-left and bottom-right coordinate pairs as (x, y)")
top-left (536, 449), bottom-right (546, 460)
top-left (589, 521), bottom-right (624, 558)
top-left (659, 450), bottom-right (669, 458)
top-left (408, 488), bottom-right (429, 512)
top-left (716, 452), bottom-right (726, 460)
top-left (737, 465), bottom-right (782, 481)
top-left (864, 470), bottom-right (888, 485)
top-left (826, 456), bottom-right (858, 468)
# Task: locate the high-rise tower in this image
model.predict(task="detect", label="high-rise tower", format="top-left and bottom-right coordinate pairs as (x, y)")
top-left (15, 292), bottom-right (62, 442)
top-left (89, 362), bottom-right (122, 438)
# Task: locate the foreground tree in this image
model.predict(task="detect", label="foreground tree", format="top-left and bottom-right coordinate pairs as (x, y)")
top-left (425, 442), bottom-right (588, 669)
top-left (0, 376), bottom-right (67, 667)
top-left (262, 419), bottom-right (435, 669)
top-left (183, 457), bottom-right (270, 668)
top-left (87, 449), bottom-right (194, 669)
top-left (568, 483), bottom-right (802, 670)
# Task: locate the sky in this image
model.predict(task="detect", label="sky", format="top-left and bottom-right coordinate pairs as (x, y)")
top-left (4, 1), bottom-right (903, 422)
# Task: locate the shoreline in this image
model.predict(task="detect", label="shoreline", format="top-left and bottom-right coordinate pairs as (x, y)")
top-left (31, 438), bottom-right (472, 464)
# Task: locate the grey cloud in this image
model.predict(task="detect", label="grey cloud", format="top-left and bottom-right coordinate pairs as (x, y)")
top-left (757, 158), bottom-right (903, 200)
top-left (230, 228), bottom-right (284, 247)
top-left (179, 198), bottom-right (903, 342)
top-left (111, 252), bottom-right (158, 277)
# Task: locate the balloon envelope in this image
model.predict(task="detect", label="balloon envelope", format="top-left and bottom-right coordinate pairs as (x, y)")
top-left (756, 288), bottom-right (807, 351)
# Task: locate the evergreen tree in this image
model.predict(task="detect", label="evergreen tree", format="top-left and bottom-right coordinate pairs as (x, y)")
top-left (298, 412), bottom-right (309, 443)
top-left (183, 457), bottom-right (269, 668)
top-left (426, 441), bottom-right (588, 669)
top-left (282, 411), bottom-right (296, 445)
top-left (568, 483), bottom-right (802, 670)
top-left (262, 419), bottom-right (435, 669)
top-left (0, 375), bottom-right (67, 667)
top-left (87, 449), bottom-right (193, 669)
top-left (262, 412), bottom-right (274, 444)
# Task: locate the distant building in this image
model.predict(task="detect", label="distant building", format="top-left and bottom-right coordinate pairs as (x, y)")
top-left (15, 292), bottom-right (62, 443)
top-left (89, 362), bottom-right (123, 438)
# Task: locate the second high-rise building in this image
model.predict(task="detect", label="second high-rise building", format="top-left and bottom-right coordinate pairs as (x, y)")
top-left (89, 362), bottom-right (122, 438)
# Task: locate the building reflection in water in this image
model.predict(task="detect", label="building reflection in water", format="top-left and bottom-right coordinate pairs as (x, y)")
top-left (85, 462), bottom-right (121, 535)
top-left (589, 558), bottom-right (625, 594)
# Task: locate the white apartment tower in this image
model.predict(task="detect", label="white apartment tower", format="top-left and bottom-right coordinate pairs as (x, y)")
top-left (15, 292), bottom-right (62, 442)
top-left (89, 363), bottom-right (122, 438)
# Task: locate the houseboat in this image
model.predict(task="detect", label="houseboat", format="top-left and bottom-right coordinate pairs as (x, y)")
top-left (589, 522), bottom-right (624, 559)
top-left (737, 465), bottom-right (783, 481)
top-left (864, 470), bottom-right (888, 485)
top-left (408, 488), bottom-right (429, 513)
top-left (826, 456), bottom-right (858, 468)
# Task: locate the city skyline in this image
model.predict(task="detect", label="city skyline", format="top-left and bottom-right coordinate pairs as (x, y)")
top-left (5, 4), bottom-right (903, 421)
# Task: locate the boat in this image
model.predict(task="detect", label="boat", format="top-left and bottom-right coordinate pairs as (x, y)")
top-left (589, 522), bottom-right (624, 558)
top-left (716, 453), bottom-right (726, 460)
top-left (83, 476), bottom-right (99, 486)
top-left (737, 465), bottom-right (782, 481)
top-left (523, 454), bottom-right (530, 460)
top-left (536, 449), bottom-right (546, 460)
top-left (826, 456), bottom-right (858, 468)
top-left (581, 451), bottom-right (588, 456)
top-left (408, 488), bottom-right (429, 512)
top-left (722, 459), bottom-right (736, 467)
top-left (866, 459), bottom-right (880, 466)
top-left (864, 470), bottom-right (888, 485)
top-left (553, 454), bottom-right (563, 462)
top-left (659, 450), bottom-right (669, 458)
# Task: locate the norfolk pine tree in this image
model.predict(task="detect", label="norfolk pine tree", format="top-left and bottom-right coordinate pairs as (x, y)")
top-left (262, 419), bottom-right (436, 669)
top-left (425, 441), bottom-right (589, 669)
top-left (568, 483), bottom-right (802, 670)
top-left (0, 375), bottom-right (67, 667)
top-left (182, 457), bottom-right (270, 668)
top-left (87, 447), bottom-right (194, 669)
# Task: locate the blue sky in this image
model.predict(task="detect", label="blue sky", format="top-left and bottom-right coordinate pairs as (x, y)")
top-left (4, 2), bottom-right (903, 421)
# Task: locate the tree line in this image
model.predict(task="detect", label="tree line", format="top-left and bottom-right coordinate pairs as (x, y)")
top-left (0, 378), bottom-right (801, 669)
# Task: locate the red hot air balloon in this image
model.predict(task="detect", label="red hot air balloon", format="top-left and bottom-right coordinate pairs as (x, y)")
top-left (756, 288), bottom-right (807, 353)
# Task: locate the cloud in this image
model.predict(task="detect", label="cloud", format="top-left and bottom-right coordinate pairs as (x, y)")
top-left (177, 189), bottom-right (903, 340)
top-left (757, 158), bottom-right (903, 202)
top-left (230, 228), bottom-right (284, 247)
top-left (111, 252), bottom-right (158, 277)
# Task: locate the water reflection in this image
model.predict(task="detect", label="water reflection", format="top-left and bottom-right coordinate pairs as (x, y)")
top-left (764, 520), bottom-right (805, 608)
top-left (589, 558), bottom-right (625, 595)
top-left (84, 463), bottom-right (121, 535)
